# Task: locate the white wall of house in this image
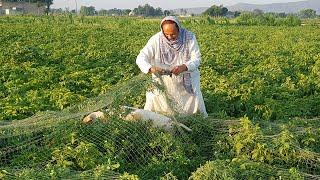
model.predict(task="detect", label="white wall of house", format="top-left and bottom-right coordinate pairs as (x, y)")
top-left (0, 1), bottom-right (45, 15)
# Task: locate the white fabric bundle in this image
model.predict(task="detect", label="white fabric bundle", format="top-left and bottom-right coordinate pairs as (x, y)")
top-left (82, 107), bottom-right (191, 132)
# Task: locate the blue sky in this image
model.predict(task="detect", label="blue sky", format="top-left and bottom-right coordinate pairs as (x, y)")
top-left (51, 0), bottom-right (305, 10)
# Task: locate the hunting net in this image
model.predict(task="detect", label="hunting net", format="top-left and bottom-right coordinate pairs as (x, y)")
top-left (1, 74), bottom-right (320, 179)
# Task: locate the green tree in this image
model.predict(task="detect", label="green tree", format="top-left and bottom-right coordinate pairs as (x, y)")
top-left (299, 9), bottom-right (317, 19)
top-left (253, 9), bottom-right (264, 16)
top-left (133, 4), bottom-right (163, 17)
top-left (234, 11), bottom-right (241, 17)
top-left (44, 0), bottom-right (53, 15)
top-left (123, 9), bottom-right (131, 16)
top-left (155, 7), bottom-right (163, 16)
top-left (179, 8), bottom-right (187, 16)
top-left (98, 9), bottom-right (108, 16)
top-left (164, 10), bottom-right (171, 16)
top-left (80, 6), bottom-right (96, 16)
top-left (106, 8), bottom-right (122, 16)
top-left (203, 5), bottom-right (228, 17)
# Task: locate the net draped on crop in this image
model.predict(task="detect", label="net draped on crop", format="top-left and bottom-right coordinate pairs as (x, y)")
top-left (1, 73), bottom-right (320, 179)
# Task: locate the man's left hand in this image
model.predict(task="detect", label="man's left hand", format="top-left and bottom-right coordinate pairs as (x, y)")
top-left (171, 64), bottom-right (188, 75)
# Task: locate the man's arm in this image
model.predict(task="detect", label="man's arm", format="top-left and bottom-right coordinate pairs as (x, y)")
top-left (136, 35), bottom-right (165, 74)
top-left (136, 37), bottom-right (154, 74)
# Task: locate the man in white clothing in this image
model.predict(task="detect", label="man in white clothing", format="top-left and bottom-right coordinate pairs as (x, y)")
top-left (136, 16), bottom-right (208, 117)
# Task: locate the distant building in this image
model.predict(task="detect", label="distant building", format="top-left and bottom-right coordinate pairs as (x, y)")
top-left (0, 1), bottom-right (46, 15)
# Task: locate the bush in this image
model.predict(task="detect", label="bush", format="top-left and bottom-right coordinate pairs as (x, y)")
top-left (189, 159), bottom-right (303, 179)
top-left (236, 12), bottom-right (301, 26)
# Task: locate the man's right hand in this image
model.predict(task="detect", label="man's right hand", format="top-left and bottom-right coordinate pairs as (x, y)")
top-left (149, 67), bottom-right (165, 74)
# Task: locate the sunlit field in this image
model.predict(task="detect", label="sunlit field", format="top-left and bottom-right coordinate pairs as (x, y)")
top-left (1, 16), bottom-right (320, 179)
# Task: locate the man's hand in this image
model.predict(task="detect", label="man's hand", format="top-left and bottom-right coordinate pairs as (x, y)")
top-left (171, 64), bottom-right (188, 75)
top-left (149, 66), bottom-right (165, 74)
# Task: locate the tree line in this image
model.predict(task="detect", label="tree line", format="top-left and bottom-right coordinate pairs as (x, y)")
top-left (54, 3), bottom-right (318, 19)
top-left (203, 5), bottom-right (318, 19)
top-left (5, 1), bottom-right (317, 19)
top-left (76, 4), bottom-right (169, 17)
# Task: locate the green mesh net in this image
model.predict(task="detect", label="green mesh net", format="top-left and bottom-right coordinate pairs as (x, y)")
top-left (1, 74), bottom-right (320, 179)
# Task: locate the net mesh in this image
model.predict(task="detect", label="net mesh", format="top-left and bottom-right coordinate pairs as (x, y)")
top-left (1, 74), bottom-right (320, 179)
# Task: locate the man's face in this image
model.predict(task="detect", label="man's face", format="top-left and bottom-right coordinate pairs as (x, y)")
top-left (162, 23), bottom-right (179, 41)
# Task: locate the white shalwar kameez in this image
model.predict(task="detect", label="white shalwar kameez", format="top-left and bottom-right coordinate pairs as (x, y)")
top-left (136, 32), bottom-right (208, 117)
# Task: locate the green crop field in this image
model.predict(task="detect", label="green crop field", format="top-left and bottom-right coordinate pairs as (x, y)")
top-left (0, 15), bottom-right (320, 179)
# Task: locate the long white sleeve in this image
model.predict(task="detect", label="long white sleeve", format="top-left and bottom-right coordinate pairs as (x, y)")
top-left (136, 35), bottom-right (158, 74)
top-left (185, 34), bottom-right (201, 72)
